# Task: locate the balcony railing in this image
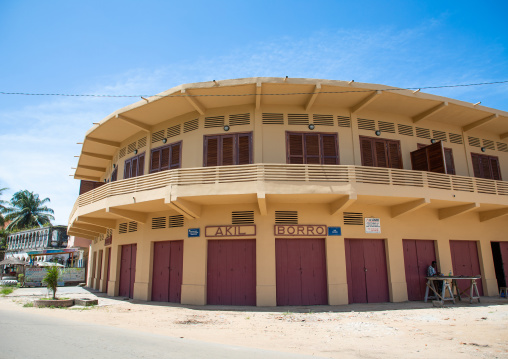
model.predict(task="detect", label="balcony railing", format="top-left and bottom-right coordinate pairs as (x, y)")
top-left (69, 164), bottom-right (508, 223)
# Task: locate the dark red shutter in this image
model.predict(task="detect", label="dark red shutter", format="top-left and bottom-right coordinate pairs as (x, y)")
top-left (321, 134), bottom-right (339, 164)
top-left (287, 133), bottom-right (304, 164)
top-left (304, 134), bottom-right (321, 164)
top-left (237, 134), bottom-right (251, 165)
top-left (221, 135), bottom-right (235, 166)
top-left (205, 136), bottom-right (219, 167)
top-left (138, 153), bottom-right (145, 176)
top-left (150, 149), bottom-right (161, 173)
top-left (374, 140), bottom-right (388, 168)
top-left (160, 147), bottom-right (170, 171)
top-left (444, 148), bottom-right (455, 175)
top-left (131, 157), bottom-right (138, 178)
top-left (124, 159), bottom-right (132, 179)
top-left (387, 141), bottom-right (403, 169)
top-left (360, 137), bottom-right (375, 167)
top-left (170, 143), bottom-right (181, 169)
top-left (471, 153), bottom-right (481, 178)
top-left (111, 168), bottom-right (118, 182)
top-left (490, 157), bottom-right (502, 180)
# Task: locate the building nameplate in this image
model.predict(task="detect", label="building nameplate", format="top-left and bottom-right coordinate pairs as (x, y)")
top-left (205, 225), bottom-right (256, 237)
top-left (274, 225), bottom-right (327, 236)
top-left (365, 218), bottom-right (381, 234)
top-left (188, 228), bottom-right (200, 237)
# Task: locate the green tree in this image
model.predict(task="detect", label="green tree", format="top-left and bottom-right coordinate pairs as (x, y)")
top-left (0, 187), bottom-right (8, 228)
top-left (43, 266), bottom-right (60, 299)
top-left (3, 190), bottom-right (55, 231)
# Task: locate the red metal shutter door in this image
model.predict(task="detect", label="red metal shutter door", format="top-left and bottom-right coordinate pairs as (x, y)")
top-left (287, 133), bottom-right (304, 164)
top-left (97, 250), bottom-right (103, 281)
top-left (152, 241), bottom-right (171, 302)
top-left (360, 137), bottom-right (375, 167)
top-left (364, 239), bottom-right (390, 303)
top-left (450, 240), bottom-right (483, 296)
top-left (207, 240), bottom-right (256, 305)
top-left (299, 238), bottom-right (328, 305)
top-left (129, 244), bottom-right (137, 299)
top-left (205, 136), bottom-right (219, 167)
top-left (403, 240), bottom-right (420, 301)
top-left (169, 241), bottom-right (184, 303)
top-left (275, 239), bottom-right (301, 306)
top-left (304, 134), bottom-right (321, 164)
top-left (119, 245), bottom-right (132, 297)
top-left (344, 239), bottom-right (368, 303)
top-left (415, 240), bottom-right (437, 299)
top-left (106, 248), bottom-right (111, 293)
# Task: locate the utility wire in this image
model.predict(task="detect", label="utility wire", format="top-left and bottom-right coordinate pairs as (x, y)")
top-left (1, 80), bottom-right (507, 98)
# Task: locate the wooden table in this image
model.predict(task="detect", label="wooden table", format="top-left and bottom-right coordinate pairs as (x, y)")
top-left (424, 276), bottom-right (481, 304)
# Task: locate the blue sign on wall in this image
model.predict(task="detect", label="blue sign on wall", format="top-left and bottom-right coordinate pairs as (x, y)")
top-left (328, 227), bottom-right (341, 236)
top-left (188, 228), bottom-right (200, 237)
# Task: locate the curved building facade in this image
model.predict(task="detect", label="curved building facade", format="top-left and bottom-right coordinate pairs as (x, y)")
top-left (69, 78), bottom-right (508, 305)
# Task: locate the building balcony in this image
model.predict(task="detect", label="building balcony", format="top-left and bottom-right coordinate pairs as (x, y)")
top-left (68, 164), bottom-right (508, 235)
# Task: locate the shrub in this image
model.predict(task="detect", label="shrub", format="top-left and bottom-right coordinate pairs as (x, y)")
top-left (42, 266), bottom-right (60, 300)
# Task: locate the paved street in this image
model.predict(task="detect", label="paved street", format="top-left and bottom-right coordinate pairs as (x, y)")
top-left (0, 308), bottom-right (320, 359)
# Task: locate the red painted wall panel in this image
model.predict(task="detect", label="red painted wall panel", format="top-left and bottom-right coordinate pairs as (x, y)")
top-left (152, 241), bottom-right (183, 303)
top-left (207, 240), bottom-right (256, 305)
top-left (450, 240), bottom-right (483, 296)
top-left (275, 238), bottom-right (328, 306)
top-left (345, 238), bottom-right (389, 304)
top-left (403, 240), bottom-right (436, 301)
top-left (169, 241), bottom-right (184, 303)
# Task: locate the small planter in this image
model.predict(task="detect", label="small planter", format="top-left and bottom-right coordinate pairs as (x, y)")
top-left (33, 299), bottom-right (74, 308)
top-left (74, 298), bottom-right (98, 306)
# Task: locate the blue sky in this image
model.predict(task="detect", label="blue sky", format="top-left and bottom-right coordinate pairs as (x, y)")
top-left (1, 0), bottom-right (507, 224)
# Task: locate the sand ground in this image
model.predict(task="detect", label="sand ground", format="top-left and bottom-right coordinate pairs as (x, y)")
top-left (2, 287), bottom-right (507, 358)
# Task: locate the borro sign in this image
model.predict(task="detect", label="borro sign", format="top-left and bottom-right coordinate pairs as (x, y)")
top-left (274, 225), bottom-right (327, 236)
top-left (205, 225), bottom-right (256, 237)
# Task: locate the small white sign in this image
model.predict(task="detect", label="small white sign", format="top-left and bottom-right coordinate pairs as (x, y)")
top-left (365, 218), bottom-right (381, 233)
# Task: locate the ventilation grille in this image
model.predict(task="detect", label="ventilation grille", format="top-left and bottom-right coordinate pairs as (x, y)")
top-left (229, 113), bottom-right (250, 126)
top-left (152, 216), bottom-right (167, 230)
top-left (119, 223), bottom-right (128, 234)
top-left (232, 211), bottom-right (255, 225)
top-left (119, 147), bottom-right (126, 159)
top-left (152, 129), bottom-right (165, 143)
top-left (358, 118), bottom-right (375, 131)
top-left (483, 139), bottom-right (495, 150)
top-left (138, 137), bottom-right (147, 148)
top-left (343, 212), bottom-right (364, 226)
top-left (205, 116), bottom-right (224, 128)
top-left (169, 215), bottom-right (184, 228)
top-left (99, 234), bottom-right (104, 241)
top-left (288, 113), bottom-right (309, 126)
top-left (127, 142), bottom-right (137, 154)
top-left (398, 124), bottom-right (414, 136)
top-left (275, 211), bottom-right (298, 224)
top-left (497, 142), bottom-right (508, 153)
top-left (184, 118), bottom-right (199, 133)
top-left (167, 124), bottom-right (181, 138)
top-left (262, 113), bottom-right (284, 125)
top-left (337, 116), bottom-right (351, 128)
top-left (378, 121), bottom-right (395, 134)
top-left (432, 130), bottom-right (447, 142)
top-left (128, 221), bottom-right (137, 233)
top-left (449, 133), bottom-right (463, 144)
top-left (468, 136), bottom-right (481, 147)
top-left (313, 114), bottom-right (334, 126)
top-left (416, 127), bottom-right (431, 139)
top-left (106, 228), bottom-right (113, 237)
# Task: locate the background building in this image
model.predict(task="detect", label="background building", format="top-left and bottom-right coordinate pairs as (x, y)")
top-left (68, 78), bottom-right (508, 305)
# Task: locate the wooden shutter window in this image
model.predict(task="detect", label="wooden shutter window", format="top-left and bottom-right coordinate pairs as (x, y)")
top-left (170, 142), bottom-right (181, 169)
top-left (286, 132), bottom-right (339, 165)
top-left (205, 136), bottom-right (219, 167)
top-left (137, 153), bottom-right (145, 176)
top-left (238, 134), bottom-right (251, 165)
top-left (150, 141), bottom-right (182, 173)
top-left (287, 133), bottom-right (304, 164)
top-left (490, 157), bottom-right (501, 180)
top-left (360, 137), bottom-right (375, 167)
top-left (150, 149), bottom-right (161, 173)
top-left (304, 134), bottom-right (321, 164)
top-left (160, 147), bottom-right (170, 171)
top-left (321, 134), bottom-right (339, 165)
top-left (444, 148), bottom-right (455, 175)
top-left (361, 136), bottom-right (402, 169)
top-left (131, 157), bottom-right (138, 178)
top-left (124, 159), bottom-right (132, 179)
top-left (471, 153), bottom-right (502, 180)
top-left (221, 135), bottom-right (235, 166)
top-left (387, 141), bottom-right (402, 169)
top-left (374, 140), bottom-right (388, 168)
top-left (204, 133), bottom-right (252, 167)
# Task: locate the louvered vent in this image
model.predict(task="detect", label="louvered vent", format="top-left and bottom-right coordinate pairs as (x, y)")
top-left (433, 130), bottom-right (447, 142)
top-left (313, 114), bottom-right (334, 126)
top-left (106, 228), bottom-right (113, 237)
top-left (449, 133), bottom-right (463, 144)
top-left (152, 216), bottom-right (167, 230)
top-left (343, 212), bottom-right (364, 226)
top-left (138, 137), bottom-right (147, 148)
top-left (169, 215), bottom-right (184, 228)
top-left (468, 136), bottom-right (481, 147)
top-left (288, 114), bottom-right (309, 126)
top-left (275, 211), bottom-right (298, 224)
top-left (358, 118), bottom-right (375, 131)
top-left (167, 124), bottom-right (181, 138)
top-left (229, 113), bottom-right (250, 126)
top-left (152, 129), bottom-right (165, 143)
top-left (416, 127), bottom-right (431, 139)
top-left (482, 139), bottom-right (495, 150)
top-left (497, 142), bottom-right (508, 153)
top-left (378, 121), bottom-right (395, 134)
top-left (119, 223), bottom-right (128, 234)
top-left (398, 124), bottom-right (414, 136)
top-left (99, 234), bottom-right (104, 241)
top-left (128, 221), bottom-right (137, 233)
top-left (184, 118), bottom-right (199, 133)
top-left (337, 116), bottom-right (351, 128)
top-left (262, 113), bottom-right (284, 125)
top-left (119, 147), bottom-right (126, 158)
top-left (232, 211), bottom-right (255, 224)
top-left (127, 142), bottom-right (137, 154)
top-left (205, 116), bottom-right (225, 128)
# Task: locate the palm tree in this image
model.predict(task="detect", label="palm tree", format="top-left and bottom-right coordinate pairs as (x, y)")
top-left (3, 190), bottom-right (55, 231)
top-left (0, 187), bottom-right (8, 228)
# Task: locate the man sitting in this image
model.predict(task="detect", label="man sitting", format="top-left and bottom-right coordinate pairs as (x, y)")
top-left (427, 261), bottom-right (443, 295)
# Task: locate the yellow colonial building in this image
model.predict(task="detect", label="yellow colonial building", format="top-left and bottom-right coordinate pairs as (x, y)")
top-left (69, 77), bottom-right (508, 306)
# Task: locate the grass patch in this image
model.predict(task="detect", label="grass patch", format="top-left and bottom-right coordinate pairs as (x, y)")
top-left (23, 302), bottom-right (34, 308)
top-left (1, 287), bottom-right (15, 295)
top-left (39, 297), bottom-right (70, 300)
